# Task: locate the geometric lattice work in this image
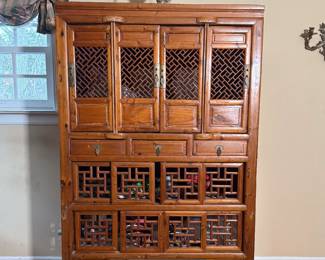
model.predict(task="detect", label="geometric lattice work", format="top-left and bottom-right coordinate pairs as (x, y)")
top-left (211, 49), bottom-right (245, 100)
top-left (166, 49), bottom-right (199, 100)
top-left (79, 214), bottom-right (113, 247)
top-left (116, 166), bottom-right (151, 201)
top-left (125, 215), bottom-right (159, 249)
top-left (75, 47), bottom-right (108, 98)
top-left (168, 215), bottom-right (201, 248)
top-left (164, 166), bottom-right (200, 201)
top-left (205, 167), bottom-right (239, 200)
top-left (77, 165), bottom-right (111, 200)
top-left (121, 48), bottom-right (154, 98)
top-left (207, 214), bottom-right (239, 247)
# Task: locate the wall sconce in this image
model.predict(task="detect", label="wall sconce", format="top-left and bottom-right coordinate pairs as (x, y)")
top-left (300, 23), bottom-right (325, 60)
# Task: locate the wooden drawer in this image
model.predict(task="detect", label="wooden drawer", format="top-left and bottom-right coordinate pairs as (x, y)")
top-left (193, 140), bottom-right (247, 156)
top-left (70, 140), bottom-right (127, 156)
top-left (131, 140), bottom-right (187, 157)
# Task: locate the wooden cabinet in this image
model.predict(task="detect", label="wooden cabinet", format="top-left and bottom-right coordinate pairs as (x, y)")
top-left (56, 3), bottom-right (264, 260)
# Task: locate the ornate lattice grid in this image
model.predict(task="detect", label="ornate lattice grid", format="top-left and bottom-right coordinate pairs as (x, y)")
top-left (207, 214), bottom-right (239, 247)
top-left (75, 47), bottom-right (108, 98)
top-left (205, 167), bottom-right (239, 200)
top-left (77, 165), bottom-right (111, 200)
top-left (165, 166), bottom-right (200, 201)
top-left (121, 48), bottom-right (154, 98)
top-left (79, 214), bottom-right (113, 247)
top-left (166, 49), bottom-right (199, 100)
top-left (210, 48), bottom-right (245, 100)
top-left (116, 167), bottom-right (150, 200)
top-left (125, 215), bottom-right (159, 249)
top-left (168, 216), bottom-right (201, 248)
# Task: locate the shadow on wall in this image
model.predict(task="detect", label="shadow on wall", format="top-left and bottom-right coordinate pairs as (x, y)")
top-left (28, 125), bottom-right (61, 256)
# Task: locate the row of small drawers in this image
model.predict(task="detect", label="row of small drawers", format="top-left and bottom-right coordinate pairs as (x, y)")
top-left (70, 139), bottom-right (247, 157)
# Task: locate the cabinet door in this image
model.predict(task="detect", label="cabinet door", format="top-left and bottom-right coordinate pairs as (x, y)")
top-left (160, 27), bottom-right (204, 133)
top-left (115, 25), bottom-right (160, 132)
top-left (67, 26), bottom-right (113, 131)
top-left (204, 27), bottom-right (251, 133)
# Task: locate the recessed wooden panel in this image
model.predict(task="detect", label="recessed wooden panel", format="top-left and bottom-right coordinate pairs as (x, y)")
top-left (75, 211), bottom-right (118, 251)
top-left (166, 105), bottom-right (198, 128)
top-left (212, 33), bottom-right (246, 44)
top-left (120, 211), bottom-right (163, 252)
top-left (193, 140), bottom-right (247, 156)
top-left (210, 105), bottom-right (242, 127)
top-left (73, 101), bottom-right (111, 130)
top-left (131, 140), bottom-right (187, 157)
top-left (70, 140), bottom-right (127, 157)
top-left (120, 102), bottom-right (155, 129)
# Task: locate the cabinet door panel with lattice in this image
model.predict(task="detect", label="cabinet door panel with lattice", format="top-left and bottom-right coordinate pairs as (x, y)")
top-left (160, 27), bottom-right (204, 133)
top-left (67, 25), bottom-right (113, 131)
top-left (204, 26), bottom-right (252, 133)
top-left (115, 25), bottom-right (160, 132)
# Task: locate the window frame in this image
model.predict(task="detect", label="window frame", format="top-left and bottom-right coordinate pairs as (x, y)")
top-left (0, 18), bottom-right (56, 114)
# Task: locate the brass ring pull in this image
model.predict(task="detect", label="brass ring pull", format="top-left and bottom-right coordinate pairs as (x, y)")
top-left (92, 144), bottom-right (101, 156)
top-left (216, 145), bottom-right (223, 156)
top-left (154, 144), bottom-right (162, 156)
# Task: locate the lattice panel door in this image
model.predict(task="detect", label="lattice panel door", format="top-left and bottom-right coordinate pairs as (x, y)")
top-left (206, 213), bottom-right (242, 250)
top-left (115, 25), bottom-right (160, 132)
top-left (166, 213), bottom-right (204, 251)
top-left (204, 163), bottom-right (243, 204)
top-left (160, 27), bottom-right (204, 132)
top-left (75, 211), bottom-right (118, 251)
top-left (161, 163), bottom-right (203, 204)
top-left (204, 26), bottom-right (251, 133)
top-left (73, 163), bottom-right (111, 202)
top-left (68, 26), bottom-right (113, 131)
top-left (121, 211), bottom-right (162, 252)
top-left (111, 162), bottom-right (155, 204)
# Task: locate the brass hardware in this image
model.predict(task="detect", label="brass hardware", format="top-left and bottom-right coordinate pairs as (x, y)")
top-left (244, 64), bottom-right (250, 89)
top-left (196, 17), bottom-right (218, 24)
top-left (216, 145), bottom-right (223, 156)
top-left (102, 16), bottom-right (125, 24)
top-left (92, 144), bottom-right (101, 156)
top-left (154, 144), bottom-right (162, 156)
top-left (68, 64), bottom-right (75, 88)
top-left (154, 64), bottom-right (160, 88)
top-left (160, 64), bottom-right (166, 88)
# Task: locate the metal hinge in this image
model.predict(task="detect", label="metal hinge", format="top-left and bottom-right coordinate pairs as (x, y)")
top-left (160, 64), bottom-right (166, 88)
top-left (244, 64), bottom-right (251, 89)
top-left (68, 64), bottom-right (75, 88)
top-left (154, 64), bottom-right (160, 88)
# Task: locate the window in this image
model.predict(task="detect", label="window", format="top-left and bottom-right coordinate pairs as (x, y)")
top-left (0, 16), bottom-right (55, 112)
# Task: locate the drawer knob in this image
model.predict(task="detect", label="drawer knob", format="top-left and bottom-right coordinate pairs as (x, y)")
top-left (216, 145), bottom-right (223, 156)
top-left (92, 144), bottom-right (101, 156)
top-left (154, 144), bottom-right (161, 156)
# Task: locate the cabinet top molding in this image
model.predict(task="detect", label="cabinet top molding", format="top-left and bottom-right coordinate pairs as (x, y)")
top-left (56, 2), bottom-right (264, 12)
top-left (56, 3), bottom-right (264, 25)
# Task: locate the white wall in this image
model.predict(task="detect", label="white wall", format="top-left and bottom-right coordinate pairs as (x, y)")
top-left (0, 0), bottom-right (325, 257)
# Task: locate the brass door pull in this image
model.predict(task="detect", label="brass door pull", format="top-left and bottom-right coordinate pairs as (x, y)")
top-left (154, 144), bottom-right (162, 156)
top-left (92, 144), bottom-right (101, 156)
top-left (216, 145), bottom-right (223, 156)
